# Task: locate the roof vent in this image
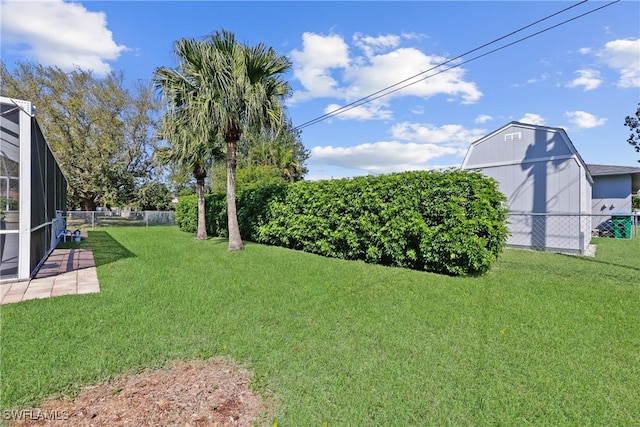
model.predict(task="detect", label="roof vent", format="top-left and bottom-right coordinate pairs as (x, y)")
top-left (504, 132), bottom-right (522, 141)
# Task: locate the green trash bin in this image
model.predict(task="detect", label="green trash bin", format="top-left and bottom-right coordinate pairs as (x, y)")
top-left (611, 213), bottom-right (633, 239)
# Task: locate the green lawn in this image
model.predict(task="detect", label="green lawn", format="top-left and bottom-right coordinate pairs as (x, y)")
top-left (1, 227), bottom-right (639, 425)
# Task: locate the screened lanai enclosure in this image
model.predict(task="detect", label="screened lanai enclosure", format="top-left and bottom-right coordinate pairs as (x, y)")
top-left (1, 97), bottom-right (67, 282)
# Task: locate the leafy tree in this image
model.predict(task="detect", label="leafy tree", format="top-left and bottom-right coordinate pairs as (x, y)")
top-left (166, 163), bottom-right (196, 196)
top-left (210, 164), bottom-right (286, 194)
top-left (209, 120), bottom-right (309, 193)
top-left (0, 61), bottom-right (158, 210)
top-left (155, 30), bottom-right (291, 250)
top-left (624, 103), bottom-right (640, 162)
top-left (135, 181), bottom-right (173, 211)
top-left (240, 120), bottom-right (309, 182)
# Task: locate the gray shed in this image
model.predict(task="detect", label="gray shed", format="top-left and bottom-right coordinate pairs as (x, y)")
top-left (461, 121), bottom-right (593, 254)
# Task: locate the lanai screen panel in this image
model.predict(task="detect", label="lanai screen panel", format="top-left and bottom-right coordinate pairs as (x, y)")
top-left (30, 116), bottom-right (66, 275)
top-left (0, 102), bottom-right (21, 280)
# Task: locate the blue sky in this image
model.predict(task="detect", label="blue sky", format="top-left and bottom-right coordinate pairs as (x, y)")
top-left (1, 1), bottom-right (639, 180)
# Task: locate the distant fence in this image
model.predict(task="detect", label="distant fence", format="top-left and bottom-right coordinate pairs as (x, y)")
top-left (61, 211), bottom-right (638, 252)
top-left (65, 210), bottom-right (175, 228)
top-left (506, 212), bottom-right (638, 255)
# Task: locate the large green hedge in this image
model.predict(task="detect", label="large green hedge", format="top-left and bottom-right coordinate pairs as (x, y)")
top-left (175, 170), bottom-right (508, 275)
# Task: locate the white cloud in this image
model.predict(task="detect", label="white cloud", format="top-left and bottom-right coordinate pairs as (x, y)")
top-left (475, 114), bottom-right (493, 124)
top-left (289, 32), bottom-right (482, 112)
top-left (410, 105), bottom-right (425, 115)
top-left (353, 33), bottom-right (401, 57)
top-left (323, 103), bottom-right (393, 121)
top-left (401, 32), bottom-right (428, 42)
top-left (289, 32), bottom-right (350, 102)
top-left (0, 0), bottom-right (127, 75)
top-left (566, 69), bottom-right (602, 91)
top-left (597, 38), bottom-right (640, 88)
top-left (518, 113), bottom-right (546, 126)
top-left (581, 38), bottom-right (640, 88)
top-left (343, 47), bottom-right (482, 104)
top-left (310, 141), bottom-right (458, 174)
top-left (309, 122), bottom-right (484, 174)
top-left (526, 73), bottom-right (550, 85)
top-left (390, 122), bottom-right (486, 146)
top-left (565, 111), bottom-right (607, 128)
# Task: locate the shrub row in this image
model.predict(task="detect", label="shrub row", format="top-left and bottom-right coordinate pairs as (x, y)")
top-left (175, 170), bottom-right (508, 275)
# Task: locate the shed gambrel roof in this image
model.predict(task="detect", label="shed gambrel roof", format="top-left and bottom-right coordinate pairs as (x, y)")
top-left (462, 121), bottom-right (594, 183)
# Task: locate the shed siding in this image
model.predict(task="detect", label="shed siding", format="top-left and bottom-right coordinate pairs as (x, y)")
top-left (462, 122), bottom-right (591, 254)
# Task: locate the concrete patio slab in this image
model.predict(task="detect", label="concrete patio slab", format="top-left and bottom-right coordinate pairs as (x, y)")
top-left (0, 248), bottom-right (100, 305)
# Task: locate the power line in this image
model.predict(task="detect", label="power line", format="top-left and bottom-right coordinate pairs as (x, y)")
top-left (314, 0), bottom-right (621, 124)
top-left (295, 0), bottom-right (619, 130)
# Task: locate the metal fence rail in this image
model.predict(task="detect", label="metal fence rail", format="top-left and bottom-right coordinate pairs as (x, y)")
top-left (65, 210), bottom-right (175, 228)
top-left (506, 212), bottom-right (638, 255)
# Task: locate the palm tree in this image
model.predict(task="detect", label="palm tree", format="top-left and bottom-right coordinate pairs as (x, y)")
top-left (154, 39), bottom-right (223, 240)
top-left (154, 31), bottom-right (291, 250)
top-left (154, 124), bottom-right (217, 240)
top-left (201, 30), bottom-right (291, 250)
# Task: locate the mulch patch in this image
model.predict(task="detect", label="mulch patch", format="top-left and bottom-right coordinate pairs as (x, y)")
top-left (7, 357), bottom-right (273, 426)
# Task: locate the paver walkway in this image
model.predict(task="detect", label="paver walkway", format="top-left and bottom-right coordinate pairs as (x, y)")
top-left (0, 248), bottom-right (100, 305)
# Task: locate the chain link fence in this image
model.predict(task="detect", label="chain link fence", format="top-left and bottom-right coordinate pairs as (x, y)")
top-left (60, 210), bottom-right (637, 255)
top-left (65, 210), bottom-right (175, 229)
top-left (506, 212), bottom-right (638, 255)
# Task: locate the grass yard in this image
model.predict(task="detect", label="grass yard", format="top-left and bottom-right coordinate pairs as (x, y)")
top-left (1, 227), bottom-right (639, 425)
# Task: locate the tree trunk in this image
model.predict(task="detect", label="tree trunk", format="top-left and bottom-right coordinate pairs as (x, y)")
top-left (226, 139), bottom-right (244, 251)
top-left (82, 198), bottom-right (98, 211)
top-left (195, 175), bottom-right (208, 240)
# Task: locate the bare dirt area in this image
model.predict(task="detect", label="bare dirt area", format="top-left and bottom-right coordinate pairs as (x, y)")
top-left (7, 357), bottom-right (273, 427)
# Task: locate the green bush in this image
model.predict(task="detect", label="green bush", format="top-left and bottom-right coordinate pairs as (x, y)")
top-left (175, 170), bottom-right (508, 275)
top-left (237, 183), bottom-right (288, 241)
top-left (257, 170), bottom-right (508, 275)
top-left (174, 193), bottom-right (226, 236)
top-left (175, 195), bottom-right (198, 232)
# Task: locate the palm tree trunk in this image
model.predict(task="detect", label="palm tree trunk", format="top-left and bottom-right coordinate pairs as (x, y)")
top-left (226, 139), bottom-right (244, 251)
top-left (195, 175), bottom-right (207, 240)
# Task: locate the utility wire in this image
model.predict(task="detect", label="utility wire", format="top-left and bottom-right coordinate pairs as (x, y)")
top-left (311, 0), bottom-right (621, 124)
top-left (295, 0), bottom-right (619, 130)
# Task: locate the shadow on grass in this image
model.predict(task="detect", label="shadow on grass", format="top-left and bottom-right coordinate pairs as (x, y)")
top-left (559, 254), bottom-right (640, 273)
top-left (96, 219), bottom-right (174, 227)
top-left (203, 237), bottom-right (228, 245)
top-left (84, 230), bottom-right (136, 267)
